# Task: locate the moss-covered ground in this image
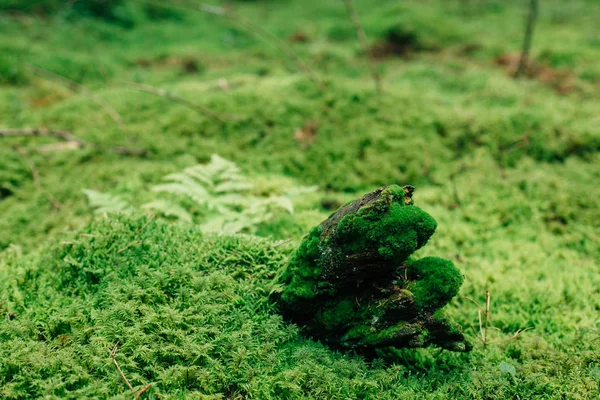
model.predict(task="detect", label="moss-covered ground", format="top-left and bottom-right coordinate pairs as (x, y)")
top-left (1, 0), bottom-right (599, 398)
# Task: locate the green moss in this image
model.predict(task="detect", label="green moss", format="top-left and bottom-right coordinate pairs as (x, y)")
top-left (280, 226), bottom-right (323, 304)
top-left (280, 185), bottom-right (439, 308)
top-left (278, 186), bottom-right (471, 354)
top-left (316, 299), bottom-right (357, 329)
top-left (335, 188), bottom-right (437, 263)
top-left (407, 257), bottom-right (463, 311)
top-left (1, 0), bottom-right (600, 396)
top-left (348, 322), bottom-right (423, 348)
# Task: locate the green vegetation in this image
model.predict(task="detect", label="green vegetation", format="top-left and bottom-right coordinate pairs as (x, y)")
top-left (82, 154), bottom-right (311, 234)
top-left (407, 257), bottom-right (463, 311)
top-left (1, 0), bottom-right (599, 398)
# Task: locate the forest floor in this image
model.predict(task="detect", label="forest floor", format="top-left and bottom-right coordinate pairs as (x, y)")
top-left (1, 0), bottom-right (599, 398)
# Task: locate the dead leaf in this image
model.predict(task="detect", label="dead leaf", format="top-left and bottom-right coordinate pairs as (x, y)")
top-left (294, 120), bottom-right (319, 149)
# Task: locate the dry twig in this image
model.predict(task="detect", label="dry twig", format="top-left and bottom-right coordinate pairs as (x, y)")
top-left (125, 82), bottom-right (225, 123)
top-left (117, 216), bottom-right (154, 254)
top-left (27, 65), bottom-right (125, 127)
top-left (1, 128), bottom-right (148, 157)
top-left (14, 145), bottom-right (63, 210)
top-left (117, 240), bottom-right (143, 254)
top-left (342, 0), bottom-right (382, 93)
top-left (463, 290), bottom-right (532, 348)
top-left (272, 238), bottom-right (294, 248)
top-left (515, 0), bottom-right (539, 78)
top-left (449, 165), bottom-right (466, 207)
top-left (0, 128), bottom-right (84, 146)
top-left (109, 341), bottom-right (133, 391)
top-left (135, 383), bottom-right (152, 400)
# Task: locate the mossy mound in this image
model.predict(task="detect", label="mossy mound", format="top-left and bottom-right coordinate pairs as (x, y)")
top-left (279, 185), bottom-right (470, 355)
top-left (0, 217), bottom-right (291, 398)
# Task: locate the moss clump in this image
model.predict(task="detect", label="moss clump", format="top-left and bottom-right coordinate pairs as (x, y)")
top-left (278, 185), bottom-right (470, 355)
top-left (407, 257), bottom-right (463, 311)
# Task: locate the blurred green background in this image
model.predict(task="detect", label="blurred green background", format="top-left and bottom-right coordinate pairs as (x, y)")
top-left (1, 0), bottom-right (599, 398)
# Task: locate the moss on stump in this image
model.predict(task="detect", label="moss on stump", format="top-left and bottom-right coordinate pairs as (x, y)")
top-left (278, 185), bottom-right (471, 355)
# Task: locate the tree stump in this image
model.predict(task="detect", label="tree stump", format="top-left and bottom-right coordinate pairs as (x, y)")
top-left (278, 185), bottom-right (471, 355)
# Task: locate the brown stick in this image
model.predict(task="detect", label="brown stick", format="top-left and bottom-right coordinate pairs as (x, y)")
top-left (125, 82), bottom-right (225, 123)
top-left (14, 145), bottom-right (63, 210)
top-left (1, 128), bottom-right (148, 157)
top-left (27, 65), bottom-right (125, 127)
top-left (117, 216), bottom-right (154, 254)
top-left (463, 292), bottom-right (531, 348)
top-left (272, 238), bottom-right (294, 248)
top-left (0, 128), bottom-right (84, 146)
top-left (111, 146), bottom-right (149, 157)
top-left (514, 0), bottom-right (539, 78)
top-left (135, 383), bottom-right (152, 400)
top-left (342, 0), bottom-right (382, 93)
top-left (109, 341), bottom-right (134, 391)
top-left (483, 289), bottom-right (490, 348)
top-left (117, 240), bottom-right (143, 254)
top-left (449, 166), bottom-right (465, 207)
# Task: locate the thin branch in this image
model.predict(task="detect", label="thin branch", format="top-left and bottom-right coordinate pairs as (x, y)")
top-left (486, 327), bottom-right (533, 344)
top-left (514, 0), bottom-right (539, 78)
top-left (483, 289), bottom-right (490, 348)
top-left (111, 146), bottom-right (149, 157)
top-left (135, 383), bottom-right (152, 400)
top-left (465, 290), bottom-right (531, 348)
top-left (109, 341), bottom-right (134, 391)
top-left (272, 238), bottom-right (294, 248)
top-left (125, 82), bottom-right (225, 123)
top-left (342, 0), bottom-right (382, 93)
top-left (14, 145), bottom-right (63, 210)
top-left (135, 215), bottom-right (155, 235)
top-left (27, 64), bottom-right (125, 127)
top-left (449, 165), bottom-right (466, 207)
top-left (0, 128), bottom-right (84, 146)
top-left (117, 240), bottom-right (143, 254)
top-left (147, 0), bottom-right (324, 92)
top-left (117, 216), bottom-right (154, 254)
top-left (461, 296), bottom-right (484, 311)
top-left (1, 128), bottom-right (148, 157)
top-left (478, 309), bottom-right (485, 344)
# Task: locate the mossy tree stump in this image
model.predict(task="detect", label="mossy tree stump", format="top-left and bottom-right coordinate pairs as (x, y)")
top-left (278, 185), bottom-right (471, 355)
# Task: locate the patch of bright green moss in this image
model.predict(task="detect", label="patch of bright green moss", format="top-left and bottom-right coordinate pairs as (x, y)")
top-left (407, 257), bottom-right (463, 311)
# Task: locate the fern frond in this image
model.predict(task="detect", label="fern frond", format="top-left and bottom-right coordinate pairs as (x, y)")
top-left (264, 196), bottom-right (294, 214)
top-left (213, 181), bottom-right (254, 194)
top-left (85, 154), bottom-right (306, 234)
top-left (142, 200), bottom-right (193, 223)
top-left (285, 186), bottom-right (319, 197)
top-left (182, 165), bottom-right (215, 189)
top-left (152, 178), bottom-right (210, 205)
top-left (82, 189), bottom-right (132, 214)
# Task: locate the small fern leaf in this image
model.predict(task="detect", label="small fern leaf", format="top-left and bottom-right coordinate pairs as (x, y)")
top-left (213, 181), bottom-right (254, 194)
top-left (82, 189), bottom-right (131, 214)
top-left (152, 181), bottom-right (210, 205)
top-left (183, 165), bottom-right (214, 188)
top-left (142, 200), bottom-right (193, 222)
top-left (265, 196), bottom-right (295, 214)
top-left (209, 154), bottom-right (240, 174)
top-left (285, 185), bottom-right (319, 197)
